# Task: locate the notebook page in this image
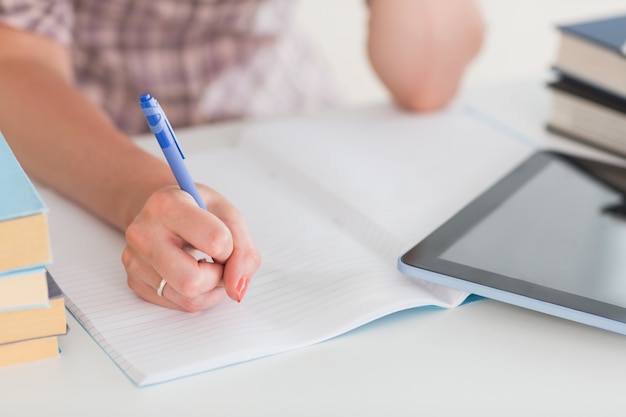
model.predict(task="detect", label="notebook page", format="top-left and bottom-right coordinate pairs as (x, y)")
top-left (240, 105), bottom-right (535, 253)
top-left (41, 147), bottom-right (458, 386)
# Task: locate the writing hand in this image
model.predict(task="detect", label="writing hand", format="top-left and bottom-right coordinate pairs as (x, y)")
top-left (121, 184), bottom-right (262, 312)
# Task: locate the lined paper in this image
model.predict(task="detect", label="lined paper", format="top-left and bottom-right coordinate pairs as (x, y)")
top-left (41, 106), bottom-right (533, 386)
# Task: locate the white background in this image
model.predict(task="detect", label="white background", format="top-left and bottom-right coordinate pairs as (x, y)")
top-left (295, 0), bottom-right (626, 106)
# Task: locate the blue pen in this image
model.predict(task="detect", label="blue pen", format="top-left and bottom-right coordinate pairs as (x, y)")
top-left (139, 93), bottom-right (207, 209)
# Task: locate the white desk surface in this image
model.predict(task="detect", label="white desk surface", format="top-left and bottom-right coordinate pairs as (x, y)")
top-left (3, 79), bottom-right (626, 417)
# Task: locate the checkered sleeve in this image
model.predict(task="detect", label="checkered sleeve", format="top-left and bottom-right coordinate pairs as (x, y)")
top-left (0, 0), bottom-right (74, 45)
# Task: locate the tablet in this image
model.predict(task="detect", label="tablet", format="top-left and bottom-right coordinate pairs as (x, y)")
top-left (398, 150), bottom-right (626, 335)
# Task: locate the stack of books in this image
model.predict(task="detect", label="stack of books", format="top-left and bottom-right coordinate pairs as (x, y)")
top-left (0, 132), bottom-right (67, 367)
top-left (547, 14), bottom-right (626, 157)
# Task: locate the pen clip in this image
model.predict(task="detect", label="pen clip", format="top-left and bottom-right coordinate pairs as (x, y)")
top-left (164, 116), bottom-right (185, 159)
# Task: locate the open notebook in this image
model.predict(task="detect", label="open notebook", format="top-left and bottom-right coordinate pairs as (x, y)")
top-left (41, 104), bottom-right (532, 386)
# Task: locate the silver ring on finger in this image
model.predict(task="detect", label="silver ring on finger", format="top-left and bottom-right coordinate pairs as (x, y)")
top-left (157, 278), bottom-right (167, 297)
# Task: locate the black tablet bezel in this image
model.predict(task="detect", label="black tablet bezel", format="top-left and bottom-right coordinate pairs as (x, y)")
top-left (399, 150), bottom-right (626, 324)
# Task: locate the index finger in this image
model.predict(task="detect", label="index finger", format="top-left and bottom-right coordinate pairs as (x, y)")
top-left (162, 191), bottom-right (235, 264)
top-left (203, 195), bottom-right (262, 302)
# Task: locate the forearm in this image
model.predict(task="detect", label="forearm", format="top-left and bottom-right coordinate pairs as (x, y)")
top-left (0, 60), bottom-right (175, 231)
top-left (367, 0), bottom-right (484, 111)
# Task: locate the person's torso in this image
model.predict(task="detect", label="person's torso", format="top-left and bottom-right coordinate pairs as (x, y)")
top-left (70, 0), bottom-right (337, 133)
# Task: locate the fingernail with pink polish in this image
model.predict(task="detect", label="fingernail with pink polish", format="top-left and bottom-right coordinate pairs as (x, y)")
top-left (236, 277), bottom-right (249, 303)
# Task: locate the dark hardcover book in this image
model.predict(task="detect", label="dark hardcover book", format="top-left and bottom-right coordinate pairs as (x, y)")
top-left (554, 14), bottom-right (626, 99)
top-left (549, 73), bottom-right (626, 113)
top-left (547, 74), bottom-right (626, 158)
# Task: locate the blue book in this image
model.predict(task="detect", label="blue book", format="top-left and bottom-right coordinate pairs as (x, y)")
top-left (0, 266), bottom-right (49, 312)
top-left (554, 14), bottom-right (626, 98)
top-left (0, 270), bottom-right (67, 367)
top-left (559, 14), bottom-right (626, 54)
top-left (0, 132), bottom-right (52, 273)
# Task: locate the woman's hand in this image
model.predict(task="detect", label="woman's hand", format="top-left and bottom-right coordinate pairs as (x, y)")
top-left (122, 184), bottom-right (261, 312)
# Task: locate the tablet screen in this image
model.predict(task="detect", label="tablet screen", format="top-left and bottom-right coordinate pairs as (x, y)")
top-left (400, 151), bottom-right (626, 324)
top-left (441, 158), bottom-right (626, 307)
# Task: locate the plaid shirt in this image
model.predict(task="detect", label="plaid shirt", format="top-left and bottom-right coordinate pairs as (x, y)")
top-left (0, 0), bottom-right (338, 134)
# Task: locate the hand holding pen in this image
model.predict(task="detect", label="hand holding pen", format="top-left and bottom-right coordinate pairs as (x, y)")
top-left (120, 94), bottom-right (261, 311)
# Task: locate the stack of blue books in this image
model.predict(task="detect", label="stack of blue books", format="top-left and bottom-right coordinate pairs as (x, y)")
top-left (547, 14), bottom-right (626, 157)
top-left (0, 132), bottom-right (67, 367)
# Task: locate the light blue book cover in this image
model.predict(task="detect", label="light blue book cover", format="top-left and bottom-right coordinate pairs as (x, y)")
top-left (0, 131), bottom-right (48, 221)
